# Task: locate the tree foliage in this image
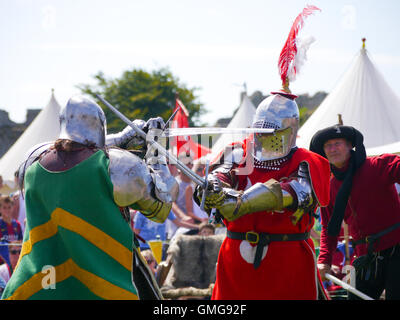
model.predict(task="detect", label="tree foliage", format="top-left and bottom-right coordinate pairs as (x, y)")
top-left (78, 67), bottom-right (205, 133)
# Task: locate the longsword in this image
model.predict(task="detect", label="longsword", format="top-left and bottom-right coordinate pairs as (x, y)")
top-left (325, 273), bottom-right (374, 300)
top-left (96, 94), bottom-right (206, 188)
top-left (162, 127), bottom-right (274, 137)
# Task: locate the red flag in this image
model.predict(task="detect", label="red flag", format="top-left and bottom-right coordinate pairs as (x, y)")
top-left (170, 98), bottom-right (210, 160)
top-left (172, 98), bottom-right (189, 128)
top-left (170, 98), bottom-right (190, 157)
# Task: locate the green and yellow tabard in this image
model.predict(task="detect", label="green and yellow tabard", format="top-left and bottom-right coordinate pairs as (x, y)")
top-left (2, 150), bottom-right (139, 300)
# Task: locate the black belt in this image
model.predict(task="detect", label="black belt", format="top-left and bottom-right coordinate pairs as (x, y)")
top-left (351, 222), bottom-right (400, 255)
top-left (227, 230), bottom-right (310, 269)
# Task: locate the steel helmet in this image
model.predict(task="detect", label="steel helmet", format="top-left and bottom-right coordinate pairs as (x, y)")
top-left (59, 95), bottom-right (107, 148)
top-left (251, 93), bottom-right (299, 161)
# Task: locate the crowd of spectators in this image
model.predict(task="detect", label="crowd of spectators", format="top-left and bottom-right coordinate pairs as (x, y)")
top-left (0, 173), bottom-right (25, 295)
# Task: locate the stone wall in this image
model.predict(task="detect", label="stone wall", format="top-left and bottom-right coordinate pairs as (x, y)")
top-left (0, 109), bottom-right (41, 158)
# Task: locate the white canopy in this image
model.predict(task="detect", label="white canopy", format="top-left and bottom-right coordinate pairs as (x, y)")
top-left (211, 93), bottom-right (256, 155)
top-left (0, 91), bottom-right (61, 190)
top-left (297, 43), bottom-right (400, 151)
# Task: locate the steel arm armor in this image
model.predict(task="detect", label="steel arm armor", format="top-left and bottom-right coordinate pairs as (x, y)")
top-left (105, 119), bottom-right (146, 150)
top-left (108, 148), bottom-right (178, 223)
top-left (200, 161), bottom-right (313, 223)
top-left (17, 142), bottom-right (53, 190)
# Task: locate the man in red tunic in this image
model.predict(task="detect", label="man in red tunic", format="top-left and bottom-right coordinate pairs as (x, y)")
top-left (197, 91), bottom-right (331, 300)
top-left (310, 125), bottom-right (400, 300)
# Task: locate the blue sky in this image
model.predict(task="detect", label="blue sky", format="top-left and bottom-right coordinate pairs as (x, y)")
top-left (1, 0), bottom-right (400, 125)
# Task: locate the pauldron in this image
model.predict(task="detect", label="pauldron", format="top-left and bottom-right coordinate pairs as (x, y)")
top-left (18, 142), bottom-right (53, 189)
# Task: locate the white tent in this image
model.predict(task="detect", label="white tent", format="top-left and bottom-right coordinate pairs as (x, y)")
top-left (297, 41), bottom-right (400, 151)
top-left (366, 140), bottom-right (400, 156)
top-left (0, 90), bottom-right (61, 191)
top-left (211, 93), bottom-right (256, 155)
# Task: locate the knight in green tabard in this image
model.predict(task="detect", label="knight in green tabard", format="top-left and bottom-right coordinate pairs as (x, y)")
top-left (1, 95), bottom-right (179, 300)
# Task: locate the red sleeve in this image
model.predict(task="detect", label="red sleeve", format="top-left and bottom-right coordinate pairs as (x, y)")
top-left (373, 154), bottom-right (400, 184)
top-left (317, 204), bottom-right (339, 266)
top-left (308, 157), bottom-right (330, 207)
top-left (214, 170), bottom-right (235, 188)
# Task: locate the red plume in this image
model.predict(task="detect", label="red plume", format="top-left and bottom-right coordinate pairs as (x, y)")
top-left (278, 5), bottom-right (320, 90)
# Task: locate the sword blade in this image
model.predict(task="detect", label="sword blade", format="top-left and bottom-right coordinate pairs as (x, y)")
top-left (164, 105), bottom-right (181, 129)
top-left (96, 94), bottom-right (206, 187)
top-left (162, 127), bottom-right (274, 137)
top-left (325, 274), bottom-right (374, 300)
top-left (200, 159), bottom-right (210, 211)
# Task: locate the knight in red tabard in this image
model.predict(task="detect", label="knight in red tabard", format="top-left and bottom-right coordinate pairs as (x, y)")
top-left (196, 89), bottom-right (330, 300)
top-left (194, 5), bottom-right (329, 300)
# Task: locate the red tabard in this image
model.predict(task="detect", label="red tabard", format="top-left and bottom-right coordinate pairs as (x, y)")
top-left (211, 143), bottom-right (330, 300)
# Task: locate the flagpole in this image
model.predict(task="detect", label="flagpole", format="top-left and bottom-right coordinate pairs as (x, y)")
top-left (338, 114), bottom-right (351, 265)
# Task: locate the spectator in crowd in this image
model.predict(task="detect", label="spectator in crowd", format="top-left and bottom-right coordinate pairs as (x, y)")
top-left (169, 154), bottom-right (207, 238)
top-left (168, 162), bottom-right (178, 177)
top-left (0, 196), bottom-right (23, 243)
top-left (133, 210), bottom-right (199, 252)
top-left (129, 208), bottom-right (137, 231)
top-left (191, 160), bottom-right (210, 222)
top-left (141, 249), bottom-right (158, 276)
top-left (10, 171), bottom-right (26, 236)
top-left (0, 276), bottom-right (6, 297)
top-left (173, 154), bottom-right (207, 223)
top-left (0, 241), bottom-right (21, 285)
top-left (198, 222), bottom-right (215, 236)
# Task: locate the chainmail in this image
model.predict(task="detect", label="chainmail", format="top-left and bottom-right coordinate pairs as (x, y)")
top-left (253, 147), bottom-right (298, 170)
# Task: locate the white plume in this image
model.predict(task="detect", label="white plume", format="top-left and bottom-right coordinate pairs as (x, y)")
top-left (288, 35), bottom-right (316, 82)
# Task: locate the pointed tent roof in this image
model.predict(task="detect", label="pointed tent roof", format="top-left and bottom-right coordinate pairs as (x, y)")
top-left (297, 40), bottom-right (400, 151)
top-left (0, 90), bottom-right (61, 188)
top-left (211, 93), bottom-right (256, 154)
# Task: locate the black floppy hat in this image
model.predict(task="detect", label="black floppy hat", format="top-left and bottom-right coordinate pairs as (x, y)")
top-left (309, 125), bottom-right (364, 158)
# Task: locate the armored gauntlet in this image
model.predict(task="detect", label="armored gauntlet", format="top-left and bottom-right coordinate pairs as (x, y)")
top-left (105, 119), bottom-right (146, 150)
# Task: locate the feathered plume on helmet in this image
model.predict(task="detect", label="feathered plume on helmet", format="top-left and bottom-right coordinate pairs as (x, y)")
top-left (273, 5), bottom-right (321, 99)
top-left (251, 5), bottom-right (320, 162)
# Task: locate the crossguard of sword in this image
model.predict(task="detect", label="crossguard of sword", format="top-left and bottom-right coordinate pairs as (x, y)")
top-left (96, 94), bottom-right (207, 188)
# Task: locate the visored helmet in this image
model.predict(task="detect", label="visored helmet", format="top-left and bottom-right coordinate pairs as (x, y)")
top-left (59, 95), bottom-right (107, 148)
top-left (251, 93), bottom-right (299, 161)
